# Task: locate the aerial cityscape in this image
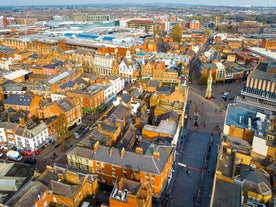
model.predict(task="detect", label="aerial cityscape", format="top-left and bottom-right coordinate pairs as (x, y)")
top-left (0, 1), bottom-right (275, 207)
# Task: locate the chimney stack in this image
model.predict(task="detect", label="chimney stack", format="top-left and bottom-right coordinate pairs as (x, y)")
top-left (120, 147), bottom-right (125, 158)
top-left (109, 147), bottom-right (114, 156)
top-left (135, 147), bottom-right (143, 154)
top-left (135, 117), bottom-right (140, 126)
top-left (94, 141), bottom-right (100, 152)
top-left (19, 117), bottom-right (25, 126)
top-left (97, 124), bottom-right (102, 131)
top-left (153, 150), bottom-right (160, 160)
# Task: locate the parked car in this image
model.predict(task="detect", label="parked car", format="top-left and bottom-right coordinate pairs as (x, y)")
top-left (24, 158), bottom-right (37, 164)
top-left (0, 145), bottom-right (8, 151)
top-left (74, 124), bottom-right (89, 139)
top-left (0, 152), bottom-right (3, 158)
top-left (6, 150), bottom-right (22, 161)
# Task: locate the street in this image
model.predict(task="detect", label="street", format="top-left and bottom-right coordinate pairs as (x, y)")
top-left (162, 81), bottom-right (244, 207)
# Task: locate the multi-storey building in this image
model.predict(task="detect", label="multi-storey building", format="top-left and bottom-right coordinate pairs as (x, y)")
top-left (66, 84), bottom-right (104, 113)
top-left (126, 20), bottom-right (154, 32)
top-left (4, 94), bottom-right (42, 118)
top-left (189, 20), bottom-right (200, 30)
top-left (110, 178), bottom-right (152, 207)
top-left (0, 122), bottom-right (18, 146)
top-left (236, 62), bottom-right (276, 115)
top-left (118, 52), bottom-right (140, 83)
top-left (67, 141), bottom-right (174, 199)
top-left (15, 121), bottom-right (49, 155)
top-left (14, 165), bottom-right (98, 207)
top-left (262, 38), bottom-right (276, 50)
top-left (87, 14), bottom-right (110, 22)
top-left (94, 53), bottom-right (114, 75)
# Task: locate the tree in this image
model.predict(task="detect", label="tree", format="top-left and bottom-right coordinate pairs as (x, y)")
top-left (153, 24), bottom-right (162, 36)
top-left (170, 24), bottom-right (183, 42)
top-left (204, 29), bottom-right (211, 37)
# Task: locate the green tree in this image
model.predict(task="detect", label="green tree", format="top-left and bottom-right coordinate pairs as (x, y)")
top-left (153, 24), bottom-right (162, 36)
top-left (199, 74), bottom-right (208, 85)
top-left (204, 29), bottom-right (211, 37)
top-left (170, 24), bottom-right (183, 42)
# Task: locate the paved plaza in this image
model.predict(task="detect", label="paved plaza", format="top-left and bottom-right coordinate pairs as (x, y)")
top-left (162, 82), bottom-right (245, 207)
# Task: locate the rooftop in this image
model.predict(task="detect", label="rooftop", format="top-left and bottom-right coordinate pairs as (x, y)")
top-left (212, 178), bottom-right (242, 207)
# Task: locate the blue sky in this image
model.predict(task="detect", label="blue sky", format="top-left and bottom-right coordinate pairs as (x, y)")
top-left (0, 0), bottom-right (275, 7)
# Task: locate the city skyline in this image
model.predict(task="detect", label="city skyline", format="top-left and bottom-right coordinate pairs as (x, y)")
top-left (1, 0), bottom-right (275, 7)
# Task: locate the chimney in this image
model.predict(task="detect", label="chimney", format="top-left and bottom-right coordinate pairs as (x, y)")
top-left (97, 124), bottom-right (102, 131)
top-left (119, 99), bottom-right (123, 105)
top-left (135, 147), bottom-right (143, 154)
top-left (120, 147), bottom-right (125, 158)
top-left (153, 150), bottom-right (160, 160)
top-left (250, 164), bottom-right (256, 171)
top-left (115, 121), bottom-right (121, 127)
top-left (19, 117), bottom-right (25, 126)
top-left (109, 147), bottom-right (114, 156)
top-left (88, 134), bottom-right (93, 140)
top-left (135, 117), bottom-right (140, 125)
top-left (94, 141), bottom-right (100, 152)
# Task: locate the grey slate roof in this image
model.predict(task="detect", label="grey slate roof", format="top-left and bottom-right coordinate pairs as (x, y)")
top-left (160, 110), bottom-right (180, 122)
top-left (60, 81), bottom-right (76, 89)
top-left (212, 179), bottom-right (242, 207)
top-left (251, 62), bottom-right (276, 82)
top-left (51, 180), bottom-right (78, 197)
top-left (121, 93), bottom-right (131, 104)
top-left (107, 104), bottom-right (133, 124)
top-left (14, 181), bottom-right (48, 207)
top-left (5, 94), bottom-right (33, 106)
top-left (15, 122), bottom-right (47, 138)
top-left (68, 144), bottom-right (173, 174)
top-left (38, 170), bottom-right (58, 187)
top-left (56, 99), bottom-right (74, 112)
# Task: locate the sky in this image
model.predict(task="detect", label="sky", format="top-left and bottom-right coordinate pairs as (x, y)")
top-left (0, 0), bottom-right (275, 7)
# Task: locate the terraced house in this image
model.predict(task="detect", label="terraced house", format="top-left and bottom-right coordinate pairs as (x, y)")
top-left (67, 141), bottom-right (174, 199)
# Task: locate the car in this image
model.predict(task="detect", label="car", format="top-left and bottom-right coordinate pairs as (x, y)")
top-left (0, 145), bottom-right (8, 151)
top-left (222, 92), bottom-right (229, 98)
top-left (0, 152), bottom-right (3, 158)
top-left (24, 158), bottom-right (37, 164)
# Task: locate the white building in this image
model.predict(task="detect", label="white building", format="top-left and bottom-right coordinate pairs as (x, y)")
top-left (119, 51), bottom-right (139, 83)
top-left (15, 121), bottom-right (49, 152)
top-left (0, 57), bottom-right (14, 70)
top-left (94, 53), bottom-right (114, 75)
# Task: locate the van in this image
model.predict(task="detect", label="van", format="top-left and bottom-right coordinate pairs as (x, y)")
top-left (81, 202), bottom-right (90, 207)
top-left (6, 150), bottom-right (22, 161)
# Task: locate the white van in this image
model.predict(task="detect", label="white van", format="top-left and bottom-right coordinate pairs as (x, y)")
top-left (6, 150), bottom-right (22, 161)
top-left (81, 202), bottom-right (90, 207)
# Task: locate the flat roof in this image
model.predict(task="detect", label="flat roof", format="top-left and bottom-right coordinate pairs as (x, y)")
top-left (248, 47), bottom-right (276, 61)
top-left (4, 70), bottom-right (30, 80)
top-left (212, 178), bottom-right (242, 207)
top-left (143, 120), bottom-right (177, 137)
